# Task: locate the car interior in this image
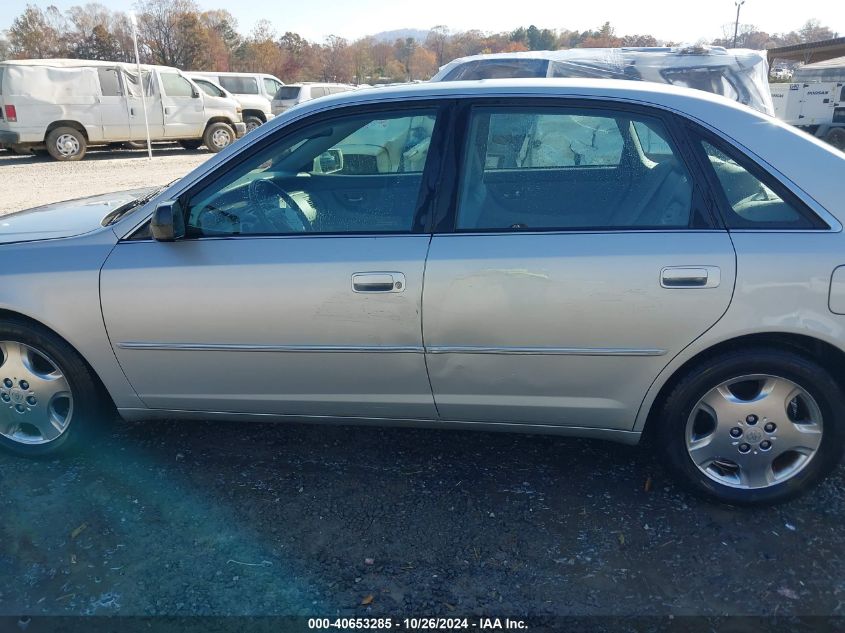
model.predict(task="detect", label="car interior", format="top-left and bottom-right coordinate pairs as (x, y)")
top-left (170, 104), bottom-right (812, 240)
top-left (457, 110), bottom-right (696, 230)
top-left (183, 112), bottom-right (437, 236)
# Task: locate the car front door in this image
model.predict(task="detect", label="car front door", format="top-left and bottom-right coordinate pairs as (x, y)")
top-left (422, 101), bottom-right (737, 431)
top-left (159, 71), bottom-right (206, 138)
top-left (100, 104), bottom-right (445, 420)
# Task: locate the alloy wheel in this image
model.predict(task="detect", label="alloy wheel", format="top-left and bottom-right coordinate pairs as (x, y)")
top-left (0, 341), bottom-right (74, 445)
top-left (685, 374), bottom-right (823, 490)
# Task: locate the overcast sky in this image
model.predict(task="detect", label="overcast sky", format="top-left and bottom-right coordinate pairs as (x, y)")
top-left (1, 0), bottom-right (843, 43)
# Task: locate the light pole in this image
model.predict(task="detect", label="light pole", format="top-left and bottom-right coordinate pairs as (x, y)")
top-left (128, 11), bottom-right (152, 160)
top-left (732, 0), bottom-right (746, 48)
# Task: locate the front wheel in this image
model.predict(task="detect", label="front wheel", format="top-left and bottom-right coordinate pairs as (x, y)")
top-left (203, 122), bottom-right (235, 153)
top-left (0, 320), bottom-right (104, 456)
top-left (244, 116), bottom-right (263, 133)
top-left (656, 348), bottom-right (845, 505)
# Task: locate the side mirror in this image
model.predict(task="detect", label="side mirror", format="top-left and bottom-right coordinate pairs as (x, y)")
top-left (192, 89), bottom-right (200, 98)
top-left (314, 148), bottom-right (344, 174)
top-left (150, 201), bottom-right (185, 241)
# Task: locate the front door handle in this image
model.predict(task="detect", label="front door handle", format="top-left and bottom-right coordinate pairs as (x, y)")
top-left (661, 266), bottom-right (721, 289)
top-left (352, 272), bottom-right (405, 293)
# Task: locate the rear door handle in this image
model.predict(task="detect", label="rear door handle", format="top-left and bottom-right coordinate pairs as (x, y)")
top-left (661, 266), bottom-right (721, 289)
top-left (352, 272), bottom-right (405, 293)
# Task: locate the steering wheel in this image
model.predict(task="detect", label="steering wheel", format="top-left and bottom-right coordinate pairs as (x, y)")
top-left (248, 178), bottom-right (312, 233)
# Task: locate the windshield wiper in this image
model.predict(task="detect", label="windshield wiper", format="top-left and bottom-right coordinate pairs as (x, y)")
top-left (102, 180), bottom-right (177, 226)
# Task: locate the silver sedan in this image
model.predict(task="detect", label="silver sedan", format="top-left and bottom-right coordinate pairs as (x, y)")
top-left (1, 79), bottom-right (844, 505)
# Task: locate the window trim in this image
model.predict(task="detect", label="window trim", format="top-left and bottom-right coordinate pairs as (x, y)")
top-left (126, 99), bottom-right (454, 241)
top-left (442, 97), bottom-right (719, 235)
top-left (686, 124), bottom-right (833, 232)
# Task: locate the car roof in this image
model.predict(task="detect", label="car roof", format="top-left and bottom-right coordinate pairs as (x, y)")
top-left (0, 58), bottom-right (178, 72)
top-left (290, 77), bottom-right (754, 118)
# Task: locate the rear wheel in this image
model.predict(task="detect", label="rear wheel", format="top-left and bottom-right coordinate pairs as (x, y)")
top-left (825, 128), bottom-right (845, 152)
top-left (179, 139), bottom-right (203, 150)
top-left (45, 126), bottom-right (87, 161)
top-left (656, 348), bottom-right (845, 505)
top-left (0, 320), bottom-right (104, 456)
top-left (203, 122), bottom-right (235, 153)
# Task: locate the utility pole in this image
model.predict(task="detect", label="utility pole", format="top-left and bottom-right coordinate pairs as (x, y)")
top-left (733, 0), bottom-right (746, 48)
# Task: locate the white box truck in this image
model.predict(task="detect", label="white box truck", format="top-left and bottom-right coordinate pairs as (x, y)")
top-left (0, 59), bottom-right (247, 161)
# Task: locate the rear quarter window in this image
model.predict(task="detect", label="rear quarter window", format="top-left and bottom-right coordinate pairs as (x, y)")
top-left (699, 137), bottom-right (827, 230)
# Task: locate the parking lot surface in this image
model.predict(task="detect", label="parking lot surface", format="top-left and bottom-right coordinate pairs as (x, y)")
top-left (0, 418), bottom-right (842, 618)
top-left (0, 147), bottom-right (210, 215)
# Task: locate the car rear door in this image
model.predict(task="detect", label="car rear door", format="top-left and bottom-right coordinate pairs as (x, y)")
top-left (422, 100), bottom-right (737, 431)
top-left (101, 102), bottom-right (448, 420)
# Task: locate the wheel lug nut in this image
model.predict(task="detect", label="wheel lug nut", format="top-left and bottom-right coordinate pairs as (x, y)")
top-left (730, 427), bottom-right (743, 438)
top-left (26, 396), bottom-right (36, 406)
top-left (746, 415), bottom-right (758, 425)
top-left (3, 378), bottom-right (11, 388)
top-left (19, 380), bottom-right (29, 390)
top-left (764, 422), bottom-right (776, 433)
top-left (14, 404), bottom-right (25, 413)
top-left (1, 394), bottom-right (9, 402)
top-left (760, 440), bottom-right (772, 451)
top-left (738, 443), bottom-right (751, 454)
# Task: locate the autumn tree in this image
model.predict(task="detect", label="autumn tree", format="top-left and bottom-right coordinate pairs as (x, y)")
top-left (135, 0), bottom-right (210, 67)
top-left (7, 5), bottom-right (67, 58)
top-left (321, 35), bottom-right (352, 82)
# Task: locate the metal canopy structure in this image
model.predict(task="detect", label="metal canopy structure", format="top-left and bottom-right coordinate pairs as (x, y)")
top-left (767, 37), bottom-right (845, 64)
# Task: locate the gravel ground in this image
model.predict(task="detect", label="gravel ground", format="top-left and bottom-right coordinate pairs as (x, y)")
top-left (0, 418), bottom-right (842, 619)
top-left (0, 142), bottom-right (843, 626)
top-left (0, 146), bottom-right (210, 215)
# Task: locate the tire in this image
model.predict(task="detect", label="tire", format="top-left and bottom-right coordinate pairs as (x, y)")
top-left (825, 128), bottom-right (845, 152)
top-left (179, 139), bottom-right (203, 150)
top-left (655, 347), bottom-right (845, 505)
top-left (244, 115), bottom-right (263, 134)
top-left (202, 122), bottom-right (235, 153)
top-left (0, 319), bottom-right (105, 457)
top-left (45, 126), bottom-right (87, 161)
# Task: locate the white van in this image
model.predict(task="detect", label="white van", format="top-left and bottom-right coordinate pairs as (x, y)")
top-left (187, 72), bottom-right (282, 132)
top-left (0, 59), bottom-right (246, 161)
top-left (431, 46), bottom-right (775, 116)
top-left (270, 82), bottom-right (356, 116)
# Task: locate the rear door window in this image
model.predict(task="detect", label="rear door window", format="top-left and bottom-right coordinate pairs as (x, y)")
top-left (456, 106), bottom-right (699, 231)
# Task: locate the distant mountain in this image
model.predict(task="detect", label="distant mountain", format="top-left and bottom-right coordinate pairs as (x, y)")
top-left (371, 28), bottom-right (430, 43)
